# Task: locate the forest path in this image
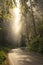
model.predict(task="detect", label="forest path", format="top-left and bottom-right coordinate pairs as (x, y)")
top-left (8, 48), bottom-right (43, 65)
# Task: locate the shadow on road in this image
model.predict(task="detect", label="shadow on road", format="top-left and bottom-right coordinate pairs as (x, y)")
top-left (8, 48), bottom-right (43, 65)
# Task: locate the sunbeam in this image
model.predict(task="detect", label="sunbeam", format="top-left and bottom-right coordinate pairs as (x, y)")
top-left (9, 0), bottom-right (22, 42)
top-left (11, 0), bottom-right (22, 35)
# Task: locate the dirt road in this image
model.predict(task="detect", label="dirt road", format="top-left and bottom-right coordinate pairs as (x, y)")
top-left (8, 48), bottom-right (43, 65)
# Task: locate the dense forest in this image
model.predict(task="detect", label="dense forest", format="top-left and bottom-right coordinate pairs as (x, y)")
top-left (0, 0), bottom-right (43, 65)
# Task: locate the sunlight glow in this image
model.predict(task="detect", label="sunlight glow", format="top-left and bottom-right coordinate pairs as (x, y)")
top-left (16, 0), bottom-right (20, 7)
top-left (11, 0), bottom-right (22, 35)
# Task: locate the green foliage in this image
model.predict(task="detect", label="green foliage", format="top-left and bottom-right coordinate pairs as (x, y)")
top-left (29, 37), bottom-right (43, 53)
top-left (0, 51), bottom-right (6, 64)
top-left (0, 28), bottom-right (2, 30)
top-left (29, 23), bottom-right (43, 54)
top-left (29, 38), bottom-right (39, 52)
top-left (0, 0), bottom-right (15, 19)
top-left (38, 24), bottom-right (43, 36)
top-left (38, 37), bottom-right (43, 53)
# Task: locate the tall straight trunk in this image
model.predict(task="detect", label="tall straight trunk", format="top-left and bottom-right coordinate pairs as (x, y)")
top-left (30, 0), bottom-right (37, 37)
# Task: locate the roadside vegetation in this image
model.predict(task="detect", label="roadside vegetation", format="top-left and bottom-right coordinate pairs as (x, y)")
top-left (26, 22), bottom-right (43, 54)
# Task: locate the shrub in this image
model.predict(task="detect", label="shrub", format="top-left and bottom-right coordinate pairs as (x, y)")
top-left (38, 37), bottom-right (43, 53)
top-left (38, 24), bottom-right (43, 37)
top-left (0, 51), bottom-right (6, 64)
top-left (29, 38), bottom-right (39, 52)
